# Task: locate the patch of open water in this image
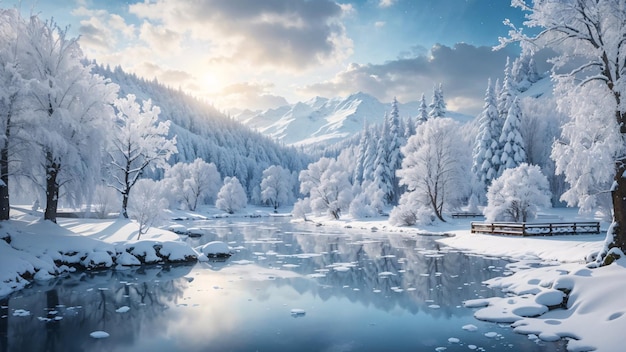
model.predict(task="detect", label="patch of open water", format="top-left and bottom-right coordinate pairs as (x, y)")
top-left (0, 217), bottom-right (566, 351)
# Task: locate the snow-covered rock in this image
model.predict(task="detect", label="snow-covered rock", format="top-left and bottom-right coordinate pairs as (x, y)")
top-left (196, 241), bottom-right (231, 258)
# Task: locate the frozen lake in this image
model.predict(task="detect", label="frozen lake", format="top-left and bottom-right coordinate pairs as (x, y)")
top-left (0, 217), bottom-right (566, 351)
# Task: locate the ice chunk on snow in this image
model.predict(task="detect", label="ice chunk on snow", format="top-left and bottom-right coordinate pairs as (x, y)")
top-left (90, 331), bottom-right (110, 339)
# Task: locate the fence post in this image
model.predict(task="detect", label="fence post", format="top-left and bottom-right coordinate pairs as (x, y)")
top-left (522, 223), bottom-right (526, 236)
top-left (573, 222), bottom-right (577, 233)
top-left (549, 223), bottom-right (553, 236)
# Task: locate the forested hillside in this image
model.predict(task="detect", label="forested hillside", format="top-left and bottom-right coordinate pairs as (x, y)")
top-left (91, 64), bottom-right (310, 202)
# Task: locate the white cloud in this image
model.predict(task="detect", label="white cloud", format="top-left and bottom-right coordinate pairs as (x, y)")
top-left (299, 43), bottom-right (519, 115)
top-left (378, 0), bottom-right (396, 8)
top-left (128, 0), bottom-right (353, 71)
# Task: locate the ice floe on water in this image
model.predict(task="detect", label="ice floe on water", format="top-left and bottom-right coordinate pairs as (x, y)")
top-left (462, 324), bottom-right (478, 332)
top-left (115, 306), bottom-right (130, 313)
top-left (290, 308), bottom-right (306, 317)
top-left (90, 331), bottom-right (110, 339)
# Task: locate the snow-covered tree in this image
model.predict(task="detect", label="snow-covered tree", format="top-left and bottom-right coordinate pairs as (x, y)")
top-left (472, 78), bottom-right (502, 190)
top-left (21, 15), bottom-right (118, 223)
top-left (216, 176), bottom-right (247, 214)
top-left (353, 121), bottom-right (369, 185)
top-left (551, 81), bottom-right (617, 217)
top-left (499, 97), bottom-right (526, 170)
top-left (416, 93), bottom-right (429, 125)
top-left (128, 179), bottom-right (167, 239)
top-left (497, 57), bottom-right (516, 120)
top-left (395, 118), bottom-right (469, 222)
top-left (164, 158), bottom-right (221, 211)
top-left (91, 184), bottom-right (119, 219)
top-left (292, 197), bottom-right (312, 221)
top-left (428, 84), bottom-right (446, 119)
top-left (106, 94), bottom-right (177, 218)
top-left (349, 180), bottom-right (385, 218)
top-left (386, 97), bottom-right (404, 203)
top-left (500, 0), bottom-right (626, 264)
top-left (362, 126), bottom-right (378, 182)
top-left (484, 163), bottom-right (551, 222)
top-left (260, 165), bottom-right (294, 210)
top-left (299, 157), bottom-right (353, 219)
top-left (389, 191), bottom-right (435, 226)
top-left (0, 9), bottom-right (26, 220)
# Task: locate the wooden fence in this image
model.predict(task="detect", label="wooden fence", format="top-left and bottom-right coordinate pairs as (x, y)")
top-left (470, 221), bottom-right (600, 236)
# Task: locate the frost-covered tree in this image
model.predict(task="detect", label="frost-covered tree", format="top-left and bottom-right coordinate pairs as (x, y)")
top-left (349, 180), bottom-right (385, 218)
top-left (428, 84), bottom-right (446, 119)
top-left (164, 158), bottom-right (221, 211)
top-left (501, 0), bottom-right (626, 264)
top-left (499, 97), bottom-right (526, 170)
top-left (511, 53), bottom-right (541, 92)
top-left (260, 165), bottom-right (294, 210)
top-left (0, 9), bottom-right (26, 220)
top-left (128, 179), bottom-right (166, 239)
top-left (373, 116), bottom-right (392, 202)
top-left (216, 176), bottom-right (247, 214)
top-left (107, 94), bottom-right (177, 218)
top-left (21, 15), bottom-right (118, 223)
top-left (484, 163), bottom-right (551, 222)
top-left (395, 118), bottom-right (469, 222)
top-left (497, 57), bottom-right (516, 120)
top-left (362, 126), bottom-right (378, 182)
top-left (472, 78), bottom-right (502, 190)
top-left (353, 121), bottom-right (369, 185)
top-left (91, 184), bottom-right (119, 219)
top-left (386, 97), bottom-right (404, 203)
top-left (416, 93), bottom-right (429, 125)
top-left (299, 157), bottom-right (353, 219)
top-left (292, 197), bottom-right (312, 221)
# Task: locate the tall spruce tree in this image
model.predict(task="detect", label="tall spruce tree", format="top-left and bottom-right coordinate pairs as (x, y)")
top-left (428, 83), bottom-right (447, 119)
top-left (499, 97), bottom-right (526, 170)
top-left (472, 79), bottom-right (502, 190)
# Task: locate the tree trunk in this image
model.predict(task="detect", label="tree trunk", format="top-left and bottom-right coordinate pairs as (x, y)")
top-left (0, 143), bottom-right (9, 221)
top-left (121, 191), bottom-right (129, 218)
top-left (607, 161), bottom-right (626, 262)
top-left (0, 107), bottom-right (11, 221)
top-left (44, 157), bottom-right (59, 223)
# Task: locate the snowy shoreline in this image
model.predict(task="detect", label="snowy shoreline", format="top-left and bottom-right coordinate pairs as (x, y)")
top-left (2, 206), bottom-right (624, 351)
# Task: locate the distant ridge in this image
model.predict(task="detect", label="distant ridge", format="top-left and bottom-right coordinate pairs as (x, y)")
top-left (234, 92), bottom-right (474, 147)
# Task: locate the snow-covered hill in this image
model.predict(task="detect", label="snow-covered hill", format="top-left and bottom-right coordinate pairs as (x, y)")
top-left (235, 92), bottom-right (474, 146)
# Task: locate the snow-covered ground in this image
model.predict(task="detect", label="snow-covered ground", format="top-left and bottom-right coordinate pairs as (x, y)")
top-left (1, 205), bottom-right (622, 351)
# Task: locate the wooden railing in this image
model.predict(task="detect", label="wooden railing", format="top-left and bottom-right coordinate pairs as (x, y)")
top-left (470, 221), bottom-right (601, 236)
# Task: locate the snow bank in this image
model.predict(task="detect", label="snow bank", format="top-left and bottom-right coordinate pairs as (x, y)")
top-left (0, 212), bottom-right (201, 297)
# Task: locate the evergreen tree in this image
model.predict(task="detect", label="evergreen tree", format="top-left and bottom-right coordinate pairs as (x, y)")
top-left (373, 115), bottom-right (392, 203)
top-left (497, 57), bottom-right (515, 120)
top-left (428, 83), bottom-right (446, 119)
top-left (499, 97), bottom-right (526, 170)
top-left (472, 79), bottom-right (502, 189)
top-left (353, 120), bottom-right (369, 185)
top-left (416, 93), bottom-right (429, 125)
top-left (362, 125), bottom-right (378, 182)
top-left (387, 97), bottom-right (404, 204)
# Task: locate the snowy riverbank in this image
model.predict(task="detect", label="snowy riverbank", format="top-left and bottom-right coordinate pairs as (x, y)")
top-left (308, 207), bottom-right (623, 351)
top-left (2, 205), bottom-right (623, 351)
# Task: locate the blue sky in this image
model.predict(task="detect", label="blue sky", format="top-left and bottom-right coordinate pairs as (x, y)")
top-left (9, 0), bottom-right (532, 115)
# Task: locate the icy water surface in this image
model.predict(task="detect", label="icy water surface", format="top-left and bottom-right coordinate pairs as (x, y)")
top-left (1, 217), bottom-right (566, 352)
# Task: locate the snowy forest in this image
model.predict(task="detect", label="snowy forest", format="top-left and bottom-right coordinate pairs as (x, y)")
top-left (0, 4), bottom-right (622, 252)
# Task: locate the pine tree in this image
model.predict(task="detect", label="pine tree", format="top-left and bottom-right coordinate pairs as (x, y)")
top-left (373, 115), bottom-right (392, 203)
top-left (353, 120), bottom-right (369, 185)
top-left (472, 79), bottom-right (502, 189)
top-left (499, 97), bottom-right (526, 170)
top-left (497, 57), bottom-right (515, 120)
top-left (416, 93), bottom-right (429, 125)
top-left (362, 126), bottom-right (378, 182)
top-left (428, 83), bottom-right (446, 119)
top-left (387, 97), bottom-right (404, 204)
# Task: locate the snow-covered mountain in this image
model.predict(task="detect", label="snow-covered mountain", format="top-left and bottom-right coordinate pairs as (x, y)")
top-left (235, 92), bottom-right (474, 146)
